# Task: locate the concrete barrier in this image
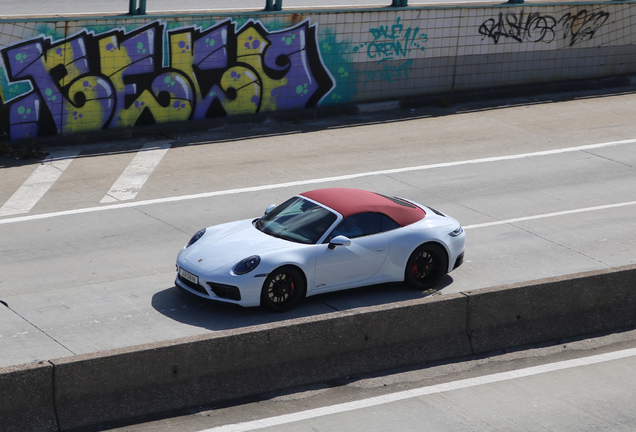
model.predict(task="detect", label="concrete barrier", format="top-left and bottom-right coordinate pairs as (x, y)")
top-left (2, 264), bottom-right (636, 430)
top-left (52, 293), bottom-right (470, 430)
top-left (0, 361), bottom-right (57, 432)
top-left (466, 264), bottom-right (636, 354)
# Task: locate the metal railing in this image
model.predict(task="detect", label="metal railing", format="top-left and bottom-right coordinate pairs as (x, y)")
top-left (128, 0), bottom-right (415, 14)
top-left (126, 0), bottom-right (629, 14)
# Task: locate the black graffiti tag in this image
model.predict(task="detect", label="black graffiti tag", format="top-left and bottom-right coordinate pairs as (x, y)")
top-left (479, 12), bottom-right (557, 44)
top-left (559, 10), bottom-right (610, 46)
top-left (479, 9), bottom-right (610, 46)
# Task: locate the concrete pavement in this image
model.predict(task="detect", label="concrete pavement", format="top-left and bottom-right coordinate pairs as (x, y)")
top-left (2, 81), bottom-right (636, 430)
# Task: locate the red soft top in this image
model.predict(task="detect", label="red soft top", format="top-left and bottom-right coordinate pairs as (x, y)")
top-left (300, 188), bottom-right (425, 227)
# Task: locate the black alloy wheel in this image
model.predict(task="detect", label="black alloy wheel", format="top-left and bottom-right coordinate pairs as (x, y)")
top-left (405, 243), bottom-right (448, 290)
top-left (261, 266), bottom-right (305, 312)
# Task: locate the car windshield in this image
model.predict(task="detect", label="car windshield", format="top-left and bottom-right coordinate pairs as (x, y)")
top-left (255, 197), bottom-right (337, 244)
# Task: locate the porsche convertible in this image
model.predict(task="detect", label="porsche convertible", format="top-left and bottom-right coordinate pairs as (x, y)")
top-left (175, 188), bottom-right (465, 311)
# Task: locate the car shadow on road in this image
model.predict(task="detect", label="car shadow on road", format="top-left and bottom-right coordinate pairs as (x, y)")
top-left (150, 275), bottom-right (454, 331)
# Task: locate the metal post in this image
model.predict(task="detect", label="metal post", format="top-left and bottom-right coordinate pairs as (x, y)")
top-left (264, 0), bottom-right (282, 11)
top-left (129, 0), bottom-right (147, 15)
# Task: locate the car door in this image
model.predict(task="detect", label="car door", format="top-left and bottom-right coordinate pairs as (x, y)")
top-left (313, 212), bottom-right (390, 290)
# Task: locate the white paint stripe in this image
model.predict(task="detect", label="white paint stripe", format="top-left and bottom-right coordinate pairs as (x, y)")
top-left (0, 150), bottom-right (80, 217)
top-left (100, 141), bottom-right (171, 203)
top-left (463, 200), bottom-right (636, 230)
top-left (202, 347), bottom-right (636, 432)
top-left (0, 138), bottom-right (634, 225)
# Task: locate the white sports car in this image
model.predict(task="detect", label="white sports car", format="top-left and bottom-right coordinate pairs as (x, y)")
top-left (175, 188), bottom-right (465, 311)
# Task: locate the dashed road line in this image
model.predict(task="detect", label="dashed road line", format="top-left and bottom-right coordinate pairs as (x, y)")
top-left (100, 141), bottom-right (171, 203)
top-left (0, 149), bottom-right (80, 217)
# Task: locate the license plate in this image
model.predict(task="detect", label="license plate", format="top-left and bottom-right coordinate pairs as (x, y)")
top-left (179, 268), bottom-right (199, 285)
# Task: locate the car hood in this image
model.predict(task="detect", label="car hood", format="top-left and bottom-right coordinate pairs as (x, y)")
top-left (182, 219), bottom-right (290, 272)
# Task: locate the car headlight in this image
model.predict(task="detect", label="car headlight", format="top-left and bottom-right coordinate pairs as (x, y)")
top-left (186, 228), bottom-right (206, 248)
top-left (449, 227), bottom-right (463, 237)
top-left (233, 255), bottom-right (261, 275)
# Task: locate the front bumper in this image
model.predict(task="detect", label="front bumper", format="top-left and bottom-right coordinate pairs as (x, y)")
top-left (175, 259), bottom-right (264, 307)
top-left (453, 252), bottom-right (464, 270)
top-left (176, 274), bottom-right (241, 300)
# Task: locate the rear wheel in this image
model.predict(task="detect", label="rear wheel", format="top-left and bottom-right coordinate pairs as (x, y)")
top-left (261, 266), bottom-right (305, 312)
top-left (405, 243), bottom-right (448, 290)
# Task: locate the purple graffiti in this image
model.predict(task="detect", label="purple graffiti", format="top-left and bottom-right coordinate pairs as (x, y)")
top-left (1, 19), bottom-right (334, 139)
top-left (261, 22), bottom-right (323, 110)
top-left (103, 25), bottom-right (160, 128)
top-left (186, 22), bottom-right (232, 119)
top-left (188, 20), bottom-right (333, 118)
top-left (7, 93), bottom-right (41, 139)
top-left (1, 33), bottom-right (114, 137)
top-left (3, 39), bottom-right (66, 135)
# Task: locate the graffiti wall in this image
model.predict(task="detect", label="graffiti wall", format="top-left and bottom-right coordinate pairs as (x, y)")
top-left (0, 18), bottom-right (335, 139)
top-left (0, 3), bottom-right (635, 140)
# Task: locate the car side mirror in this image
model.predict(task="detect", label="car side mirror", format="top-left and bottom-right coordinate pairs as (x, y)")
top-left (328, 235), bottom-right (351, 250)
top-left (264, 204), bottom-right (276, 215)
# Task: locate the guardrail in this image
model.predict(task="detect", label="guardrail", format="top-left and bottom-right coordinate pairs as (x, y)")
top-left (126, 0), bottom-right (631, 14)
top-left (2, 264), bottom-right (635, 431)
top-left (127, 0), bottom-right (558, 15)
top-left (128, 0), bottom-right (412, 14)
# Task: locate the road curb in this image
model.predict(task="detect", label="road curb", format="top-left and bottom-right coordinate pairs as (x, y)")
top-left (2, 264), bottom-right (635, 431)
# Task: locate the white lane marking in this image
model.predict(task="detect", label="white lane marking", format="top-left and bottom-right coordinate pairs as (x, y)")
top-left (100, 141), bottom-right (171, 203)
top-left (0, 149), bottom-right (80, 217)
top-left (0, 138), bottom-right (635, 225)
top-left (3, 199), bottom-right (636, 228)
top-left (202, 347), bottom-right (636, 432)
top-left (463, 200), bottom-right (636, 230)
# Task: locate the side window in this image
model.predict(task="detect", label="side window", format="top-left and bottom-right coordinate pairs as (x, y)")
top-left (380, 214), bottom-right (400, 232)
top-left (326, 212), bottom-right (382, 241)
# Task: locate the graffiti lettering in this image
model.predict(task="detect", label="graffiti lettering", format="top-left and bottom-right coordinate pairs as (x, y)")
top-left (479, 12), bottom-right (557, 44)
top-left (559, 10), bottom-right (609, 46)
top-left (368, 20), bottom-right (426, 60)
top-left (2, 33), bottom-right (116, 138)
top-left (365, 17), bottom-right (428, 60)
top-left (479, 9), bottom-right (609, 46)
top-left (0, 19), bottom-right (334, 140)
top-left (354, 17), bottom-right (427, 84)
top-left (364, 59), bottom-right (413, 84)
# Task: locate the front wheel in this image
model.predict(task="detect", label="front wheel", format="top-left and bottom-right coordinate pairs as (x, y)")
top-left (261, 266), bottom-right (305, 312)
top-left (405, 243), bottom-right (448, 290)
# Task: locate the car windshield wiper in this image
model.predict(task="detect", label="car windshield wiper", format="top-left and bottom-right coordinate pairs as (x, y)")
top-left (266, 231), bottom-right (286, 240)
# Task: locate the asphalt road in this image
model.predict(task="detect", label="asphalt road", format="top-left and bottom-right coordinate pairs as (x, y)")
top-left (2, 87), bottom-right (636, 369)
